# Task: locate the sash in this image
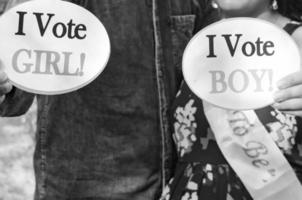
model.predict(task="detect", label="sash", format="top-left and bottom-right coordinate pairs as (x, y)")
top-left (203, 101), bottom-right (302, 200)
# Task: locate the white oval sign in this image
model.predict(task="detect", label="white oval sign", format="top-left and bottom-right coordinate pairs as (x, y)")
top-left (183, 18), bottom-right (300, 110)
top-left (0, 0), bottom-right (110, 95)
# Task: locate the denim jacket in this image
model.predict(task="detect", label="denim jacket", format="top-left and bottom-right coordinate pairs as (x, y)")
top-left (1, 0), bottom-right (214, 199)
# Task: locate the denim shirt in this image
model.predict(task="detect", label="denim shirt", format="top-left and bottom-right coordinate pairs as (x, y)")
top-left (1, 0), bottom-right (214, 199)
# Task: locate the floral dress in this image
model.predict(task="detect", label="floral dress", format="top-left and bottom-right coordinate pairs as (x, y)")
top-left (160, 22), bottom-right (302, 200)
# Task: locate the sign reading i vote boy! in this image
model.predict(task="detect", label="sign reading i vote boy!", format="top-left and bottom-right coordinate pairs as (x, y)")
top-left (0, 0), bottom-right (110, 95)
top-left (183, 18), bottom-right (301, 110)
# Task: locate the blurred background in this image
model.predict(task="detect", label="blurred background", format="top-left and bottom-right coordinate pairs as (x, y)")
top-left (0, 102), bottom-right (36, 200)
top-left (0, 1), bottom-right (36, 200)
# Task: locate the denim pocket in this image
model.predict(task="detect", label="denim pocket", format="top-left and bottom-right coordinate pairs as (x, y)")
top-left (170, 14), bottom-right (196, 81)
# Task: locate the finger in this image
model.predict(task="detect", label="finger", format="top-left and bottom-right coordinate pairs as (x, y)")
top-left (0, 60), bottom-right (6, 74)
top-left (0, 60), bottom-right (9, 84)
top-left (0, 70), bottom-right (9, 84)
top-left (0, 95), bottom-right (5, 105)
top-left (277, 71), bottom-right (302, 89)
top-left (281, 110), bottom-right (302, 117)
top-left (273, 84), bottom-right (302, 102)
top-left (272, 98), bottom-right (302, 111)
top-left (0, 60), bottom-right (3, 70)
top-left (0, 81), bottom-right (13, 95)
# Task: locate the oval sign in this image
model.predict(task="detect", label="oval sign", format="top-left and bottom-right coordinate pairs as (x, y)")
top-left (0, 0), bottom-right (110, 95)
top-left (183, 18), bottom-right (300, 110)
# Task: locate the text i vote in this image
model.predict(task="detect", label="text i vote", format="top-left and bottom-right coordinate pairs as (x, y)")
top-left (207, 34), bottom-right (275, 57)
top-left (15, 11), bottom-right (87, 39)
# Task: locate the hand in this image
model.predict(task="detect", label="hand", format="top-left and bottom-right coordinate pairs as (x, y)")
top-left (0, 60), bottom-right (13, 104)
top-left (273, 71), bottom-right (302, 116)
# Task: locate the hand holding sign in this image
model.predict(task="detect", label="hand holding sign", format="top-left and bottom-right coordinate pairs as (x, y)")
top-left (183, 18), bottom-right (301, 110)
top-left (0, 0), bottom-right (110, 95)
top-left (273, 71), bottom-right (302, 116)
top-left (0, 61), bottom-right (13, 103)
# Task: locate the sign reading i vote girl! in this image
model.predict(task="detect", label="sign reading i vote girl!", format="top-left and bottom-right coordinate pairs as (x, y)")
top-left (183, 18), bottom-right (301, 110)
top-left (0, 0), bottom-right (110, 95)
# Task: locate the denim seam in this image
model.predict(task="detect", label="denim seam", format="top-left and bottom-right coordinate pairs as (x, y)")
top-left (152, 0), bottom-right (170, 191)
top-left (38, 96), bottom-right (50, 199)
